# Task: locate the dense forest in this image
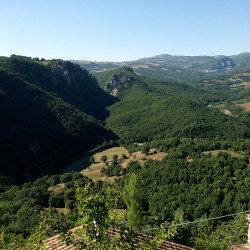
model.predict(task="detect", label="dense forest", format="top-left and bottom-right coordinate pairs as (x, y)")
top-left (1, 55), bottom-right (250, 249)
top-left (106, 96), bottom-right (250, 142)
top-left (0, 55), bottom-right (116, 184)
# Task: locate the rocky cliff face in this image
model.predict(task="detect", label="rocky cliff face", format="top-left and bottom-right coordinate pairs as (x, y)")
top-left (211, 57), bottom-right (236, 71)
top-left (50, 61), bottom-right (98, 89)
top-left (104, 74), bottom-right (134, 96)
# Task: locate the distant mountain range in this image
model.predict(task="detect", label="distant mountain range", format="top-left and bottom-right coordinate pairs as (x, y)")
top-left (72, 52), bottom-right (250, 82)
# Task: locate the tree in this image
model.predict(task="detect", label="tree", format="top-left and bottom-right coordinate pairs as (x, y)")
top-left (89, 156), bottom-right (95, 164)
top-left (126, 160), bottom-right (140, 173)
top-left (113, 165), bottom-right (122, 176)
top-left (141, 145), bottom-right (150, 155)
top-left (101, 166), bottom-right (106, 174)
top-left (101, 155), bottom-right (108, 163)
top-left (113, 154), bottom-right (118, 162)
top-left (60, 182), bottom-right (166, 249)
top-left (65, 182), bottom-right (135, 249)
top-left (122, 154), bottom-right (127, 160)
top-left (123, 174), bottom-right (143, 230)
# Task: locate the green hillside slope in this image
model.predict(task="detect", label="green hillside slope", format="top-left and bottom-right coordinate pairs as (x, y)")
top-left (106, 96), bottom-right (250, 142)
top-left (96, 67), bottom-right (227, 103)
top-left (0, 57), bottom-right (116, 184)
top-left (0, 55), bottom-right (117, 120)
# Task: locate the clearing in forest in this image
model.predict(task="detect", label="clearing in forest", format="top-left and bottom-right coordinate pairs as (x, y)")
top-left (81, 147), bottom-right (167, 182)
top-left (48, 183), bottom-right (65, 194)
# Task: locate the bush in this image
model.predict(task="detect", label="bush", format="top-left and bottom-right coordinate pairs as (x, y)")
top-left (113, 154), bottom-right (118, 161)
top-left (101, 155), bottom-right (108, 163)
top-left (122, 154), bottom-right (127, 159)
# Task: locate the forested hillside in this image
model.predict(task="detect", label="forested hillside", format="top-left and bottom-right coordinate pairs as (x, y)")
top-left (0, 55), bottom-right (117, 120)
top-left (95, 67), bottom-right (250, 142)
top-left (96, 67), bottom-right (228, 103)
top-left (0, 56), bottom-right (116, 184)
top-left (106, 96), bottom-right (250, 142)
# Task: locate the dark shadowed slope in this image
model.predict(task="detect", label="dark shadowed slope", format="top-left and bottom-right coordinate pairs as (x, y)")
top-left (0, 56), bottom-right (116, 184)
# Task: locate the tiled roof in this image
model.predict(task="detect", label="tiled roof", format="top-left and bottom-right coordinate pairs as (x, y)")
top-left (45, 227), bottom-right (195, 249)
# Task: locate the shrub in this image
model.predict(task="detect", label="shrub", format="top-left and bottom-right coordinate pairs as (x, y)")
top-left (101, 155), bottom-right (108, 163)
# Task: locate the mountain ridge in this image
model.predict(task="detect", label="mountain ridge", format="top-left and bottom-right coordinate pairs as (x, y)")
top-left (72, 52), bottom-right (250, 64)
top-left (72, 52), bottom-right (250, 83)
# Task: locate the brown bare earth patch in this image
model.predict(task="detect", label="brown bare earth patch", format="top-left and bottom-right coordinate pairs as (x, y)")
top-left (81, 147), bottom-right (167, 182)
top-left (237, 102), bottom-right (250, 112)
top-left (48, 183), bottom-right (65, 194)
top-left (203, 150), bottom-right (243, 158)
top-left (230, 81), bottom-right (250, 89)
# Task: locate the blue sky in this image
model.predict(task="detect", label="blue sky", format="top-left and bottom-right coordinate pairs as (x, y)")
top-left (1, 0), bottom-right (250, 61)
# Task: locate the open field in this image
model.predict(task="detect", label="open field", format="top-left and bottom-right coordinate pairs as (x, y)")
top-left (237, 102), bottom-right (250, 113)
top-left (93, 147), bottom-right (128, 162)
top-left (203, 149), bottom-right (244, 158)
top-left (48, 183), bottom-right (65, 194)
top-left (48, 147), bottom-right (166, 192)
top-left (81, 147), bottom-right (167, 182)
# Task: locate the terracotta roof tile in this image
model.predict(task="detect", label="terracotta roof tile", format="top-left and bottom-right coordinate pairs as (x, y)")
top-left (44, 227), bottom-right (194, 249)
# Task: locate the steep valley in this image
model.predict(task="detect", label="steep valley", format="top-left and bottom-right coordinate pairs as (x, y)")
top-left (0, 54), bottom-right (250, 248)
